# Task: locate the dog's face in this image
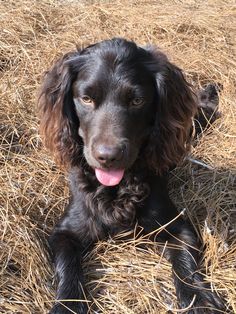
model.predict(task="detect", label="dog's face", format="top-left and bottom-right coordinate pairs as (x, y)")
top-left (39, 38), bottom-right (196, 185)
top-left (71, 44), bottom-right (157, 185)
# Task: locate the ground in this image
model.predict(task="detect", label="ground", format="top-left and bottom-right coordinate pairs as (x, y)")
top-left (0, 0), bottom-right (235, 313)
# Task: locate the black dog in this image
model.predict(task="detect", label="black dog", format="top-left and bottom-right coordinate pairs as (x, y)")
top-left (38, 38), bottom-right (225, 313)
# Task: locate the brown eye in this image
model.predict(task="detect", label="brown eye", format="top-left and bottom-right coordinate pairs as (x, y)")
top-left (80, 95), bottom-right (94, 106)
top-left (131, 97), bottom-right (144, 106)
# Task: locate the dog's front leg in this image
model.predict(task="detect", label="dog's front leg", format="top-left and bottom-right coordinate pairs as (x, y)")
top-left (49, 228), bottom-right (91, 314)
top-left (137, 176), bottom-right (226, 313)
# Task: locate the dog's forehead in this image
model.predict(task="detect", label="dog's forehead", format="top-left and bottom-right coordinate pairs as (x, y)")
top-left (71, 43), bottom-right (156, 98)
top-left (76, 49), bottom-right (152, 87)
top-left (74, 61), bottom-right (153, 99)
top-left (80, 41), bottom-right (148, 70)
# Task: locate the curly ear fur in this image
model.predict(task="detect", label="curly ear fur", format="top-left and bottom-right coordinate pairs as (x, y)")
top-left (144, 48), bottom-right (197, 174)
top-left (38, 52), bottom-right (82, 167)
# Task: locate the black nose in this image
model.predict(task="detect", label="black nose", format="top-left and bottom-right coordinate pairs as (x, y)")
top-left (94, 144), bottom-right (125, 166)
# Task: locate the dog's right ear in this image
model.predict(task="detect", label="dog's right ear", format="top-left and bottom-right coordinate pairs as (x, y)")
top-left (38, 51), bottom-right (83, 168)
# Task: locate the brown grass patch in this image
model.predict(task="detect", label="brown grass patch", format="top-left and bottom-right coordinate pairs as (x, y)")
top-left (0, 0), bottom-right (235, 313)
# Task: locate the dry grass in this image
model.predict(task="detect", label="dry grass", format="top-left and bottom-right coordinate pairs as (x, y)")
top-left (0, 0), bottom-right (235, 313)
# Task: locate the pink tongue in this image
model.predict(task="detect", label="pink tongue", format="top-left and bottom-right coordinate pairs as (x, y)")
top-left (95, 168), bottom-right (125, 186)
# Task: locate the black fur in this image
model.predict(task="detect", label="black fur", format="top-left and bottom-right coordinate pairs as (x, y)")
top-left (38, 38), bottom-right (225, 313)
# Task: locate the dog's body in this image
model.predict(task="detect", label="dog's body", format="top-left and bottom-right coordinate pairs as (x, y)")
top-left (39, 38), bottom-right (225, 313)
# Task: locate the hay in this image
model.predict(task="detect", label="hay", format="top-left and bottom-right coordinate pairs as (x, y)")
top-left (0, 0), bottom-right (235, 313)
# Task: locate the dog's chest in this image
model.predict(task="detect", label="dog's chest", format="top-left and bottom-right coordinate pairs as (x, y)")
top-left (84, 181), bottom-right (150, 232)
top-left (68, 170), bottom-right (150, 239)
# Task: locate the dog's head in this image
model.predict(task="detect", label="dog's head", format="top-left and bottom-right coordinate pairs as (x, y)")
top-left (38, 38), bottom-right (196, 186)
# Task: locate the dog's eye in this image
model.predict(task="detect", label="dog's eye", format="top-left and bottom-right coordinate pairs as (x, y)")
top-left (131, 97), bottom-right (145, 106)
top-left (80, 95), bottom-right (94, 106)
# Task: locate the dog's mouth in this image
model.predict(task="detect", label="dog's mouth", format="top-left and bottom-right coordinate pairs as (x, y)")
top-left (95, 168), bottom-right (125, 186)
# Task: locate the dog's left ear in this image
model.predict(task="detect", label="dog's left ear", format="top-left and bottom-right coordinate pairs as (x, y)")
top-left (143, 47), bottom-right (197, 174)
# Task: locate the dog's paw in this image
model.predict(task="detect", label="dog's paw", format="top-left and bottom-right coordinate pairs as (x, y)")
top-left (49, 301), bottom-right (88, 314)
top-left (178, 288), bottom-right (227, 313)
top-left (197, 83), bottom-right (222, 112)
top-left (194, 83), bottom-right (222, 138)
